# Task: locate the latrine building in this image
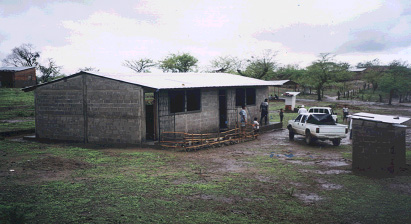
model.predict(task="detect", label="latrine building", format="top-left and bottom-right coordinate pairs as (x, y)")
top-left (23, 72), bottom-right (274, 144)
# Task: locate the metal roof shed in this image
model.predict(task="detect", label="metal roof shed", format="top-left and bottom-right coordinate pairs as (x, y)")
top-left (350, 112), bottom-right (410, 176)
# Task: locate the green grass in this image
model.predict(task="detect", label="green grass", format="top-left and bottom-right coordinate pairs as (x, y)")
top-left (0, 88), bottom-right (35, 132)
top-left (1, 140), bottom-right (409, 223)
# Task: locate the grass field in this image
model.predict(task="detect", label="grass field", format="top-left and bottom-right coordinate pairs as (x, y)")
top-left (1, 139), bottom-right (410, 223)
top-left (0, 88), bottom-right (35, 132)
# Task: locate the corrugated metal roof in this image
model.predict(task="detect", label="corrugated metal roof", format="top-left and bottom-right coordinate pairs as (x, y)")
top-left (96, 72), bottom-right (274, 89)
top-left (284, 92), bottom-right (300, 96)
top-left (267, 80), bottom-right (293, 86)
top-left (351, 112), bottom-right (410, 124)
top-left (348, 68), bottom-right (366, 72)
top-left (0, 66), bottom-right (35, 72)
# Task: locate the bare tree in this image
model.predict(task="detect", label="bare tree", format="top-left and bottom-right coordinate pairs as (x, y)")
top-left (123, 58), bottom-right (156, 73)
top-left (78, 67), bottom-right (100, 72)
top-left (209, 55), bottom-right (243, 73)
top-left (2, 43), bottom-right (40, 67)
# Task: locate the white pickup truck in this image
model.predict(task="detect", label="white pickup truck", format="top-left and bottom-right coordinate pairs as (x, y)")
top-left (287, 113), bottom-right (348, 146)
top-left (307, 107), bottom-right (338, 123)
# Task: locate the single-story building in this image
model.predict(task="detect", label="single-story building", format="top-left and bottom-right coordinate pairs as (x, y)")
top-left (0, 66), bottom-right (37, 88)
top-left (23, 72), bottom-right (279, 145)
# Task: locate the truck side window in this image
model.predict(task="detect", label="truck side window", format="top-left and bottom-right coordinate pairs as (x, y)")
top-left (295, 115), bottom-right (302, 122)
top-left (301, 115), bottom-right (308, 123)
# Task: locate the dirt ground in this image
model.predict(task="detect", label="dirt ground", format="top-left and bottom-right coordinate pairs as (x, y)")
top-left (3, 98), bottom-right (411, 206)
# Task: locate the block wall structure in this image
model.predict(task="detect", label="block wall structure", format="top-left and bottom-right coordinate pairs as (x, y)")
top-left (352, 119), bottom-right (406, 175)
top-left (35, 74), bottom-right (145, 144)
top-left (157, 86), bottom-right (269, 136)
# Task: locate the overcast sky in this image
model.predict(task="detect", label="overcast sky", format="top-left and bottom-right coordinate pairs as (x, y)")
top-left (1, 0), bottom-right (410, 75)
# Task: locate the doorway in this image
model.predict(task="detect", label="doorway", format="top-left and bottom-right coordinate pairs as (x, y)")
top-left (219, 89), bottom-right (227, 130)
top-left (145, 92), bottom-right (156, 140)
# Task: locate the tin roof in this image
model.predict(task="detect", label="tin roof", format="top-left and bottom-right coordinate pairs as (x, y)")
top-left (99, 72), bottom-right (274, 89)
top-left (348, 68), bottom-right (366, 72)
top-left (267, 80), bottom-right (297, 86)
top-left (350, 112), bottom-right (410, 124)
top-left (284, 92), bottom-right (300, 96)
top-left (0, 66), bottom-right (35, 72)
top-left (23, 72), bottom-right (281, 91)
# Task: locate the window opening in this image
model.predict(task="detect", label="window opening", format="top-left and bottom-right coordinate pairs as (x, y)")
top-left (169, 90), bottom-right (185, 113)
top-left (187, 89), bottom-right (201, 111)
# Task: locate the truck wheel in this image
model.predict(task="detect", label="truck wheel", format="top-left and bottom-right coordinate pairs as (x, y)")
top-left (289, 129), bottom-right (295, 140)
top-left (332, 139), bottom-right (341, 146)
top-left (305, 130), bottom-right (313, 145)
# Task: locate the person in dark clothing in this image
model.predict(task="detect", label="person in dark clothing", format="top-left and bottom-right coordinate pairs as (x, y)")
top-left (279, 108), bottom-right (284, 123)
top-left (260, 99), bottom-right (269, 125)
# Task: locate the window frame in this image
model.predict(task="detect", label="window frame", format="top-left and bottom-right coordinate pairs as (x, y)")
top-left (235, 87), bottom-right (256, 107)
top-left (169, 89), bottom-right (202, 114)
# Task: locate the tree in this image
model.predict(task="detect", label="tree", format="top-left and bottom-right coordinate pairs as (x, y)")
top-left (158, 53), bottom-right (198, 73)
top-left (306, 53), bottom-right (349, 101)
top-left (2, 43), bottom-right (40, 67)
top-left (123, 58), bottom-right (156, 73)
top-left (237, 50), bottom-right (278, 80)
top-left (38, 58), bottom-right (62, 83)
top-left (78, 67), bottom-right (100, 72)
top-left (208, 55), bottom-right (243, 73)
top-left (379, 60), bottom-right (411, 105)
top-left (357, 58), bottom-right (384, 93)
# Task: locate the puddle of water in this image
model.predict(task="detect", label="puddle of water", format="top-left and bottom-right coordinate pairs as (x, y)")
top-left (287, 160), bottom-right (315, 166)
top-left (316, 170), bottom-right (351, 175)
top-left (321, 183), bottom-right (343, 190)
top-left (320, 160), bottom-right (349, 167)
top-left (295, 193), bottom-right (323, 203)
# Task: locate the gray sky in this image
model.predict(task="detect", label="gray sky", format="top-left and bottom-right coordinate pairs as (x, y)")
top-left (1, 0), bottom-right (410, 75)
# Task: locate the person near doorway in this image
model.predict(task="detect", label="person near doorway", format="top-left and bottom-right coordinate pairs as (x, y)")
top-left (239, 105), bottom-right (247, 136)
top-left (279, 108), bottom-right (284, 123)
top-left (260, 99), bottom-right (269, 125)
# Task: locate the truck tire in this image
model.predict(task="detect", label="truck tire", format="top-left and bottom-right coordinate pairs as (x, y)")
top-left (305, 130), bottom-right (313, 145)
top-left (289, 129), bottom-right (295, 140)
top-left (332, 139), bottom-right (341, 146)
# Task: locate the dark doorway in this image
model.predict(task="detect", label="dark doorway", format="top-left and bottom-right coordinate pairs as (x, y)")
top-left (145, 92), bottom-right (155, 140)
top-left (219, 89), bottom-right (227, 129)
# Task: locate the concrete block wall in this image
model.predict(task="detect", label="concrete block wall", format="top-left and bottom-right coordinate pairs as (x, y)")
top-left (159, 86), bottom-right (269, 135)
top-left (352, 119), bottom-right (406, 174)
top-left (35, 75), bottom-right (85, 141)
top-left (158, 88), bottom-right (219, 134)
top-left (35, 74), bottom-right (145, 144)
top-left (226, 86), bottom-right (269, 129)
top-left (86, 75), bottom-right (145, 144)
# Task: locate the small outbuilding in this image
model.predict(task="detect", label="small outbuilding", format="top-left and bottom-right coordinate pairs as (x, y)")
top-left (23, 72), bottom-right (276, 145)
top-left (0, 66), bottom-right (36, 88)
top-left (283, 92), bottom-right (300, 111)
top-left (351, 112), bottom-right (410, 175)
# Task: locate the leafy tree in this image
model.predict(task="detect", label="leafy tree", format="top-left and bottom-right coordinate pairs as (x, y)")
top-left (123, 58), bottom-right (156, 73)
top-left (159, 53), bottom-right (198, 73)
top-left (237, 50), bottom-right (278, 80)
top-left (38, 58), bottom-right (62, 83)
top-left (379, 60), bottom-right (411, 104)
top-left (357, 58), bottom-right (384, 92)
top-left (2, 43), bottom-right (40, 67)
top-left (208, 55), bottom-right (242, 73)
top-left (306, 53), bottom-right (349, 101)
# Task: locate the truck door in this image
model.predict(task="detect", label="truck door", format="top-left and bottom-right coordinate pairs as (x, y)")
top-left (296, 115), bottom-right (308, 134)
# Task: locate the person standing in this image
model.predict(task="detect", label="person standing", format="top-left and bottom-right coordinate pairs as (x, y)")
top-left (239, 105), bottom-right (247, 136)
top-left (343, 105), bottom-right (349, 123)
top-left (279, 108), bottom-right (284, 123)
top-left (298, 105), bottom-right (307, 114)
top-left (260, 99), bottom-right (269, 125)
